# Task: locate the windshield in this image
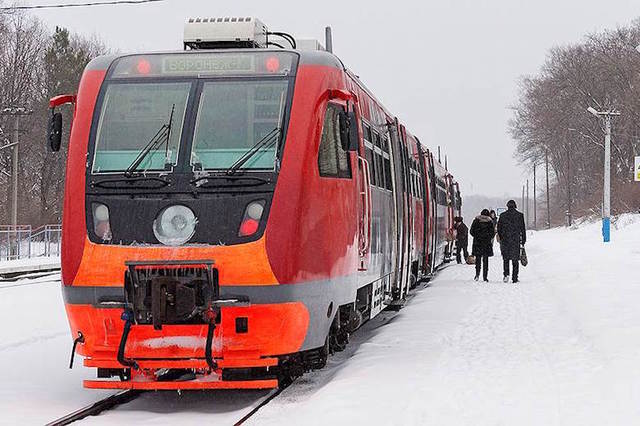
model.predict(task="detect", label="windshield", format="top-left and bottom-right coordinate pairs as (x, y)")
top-left (92, 82), bottom-right (190, 173)
top-left (190, 80), bottom-right (288, 171)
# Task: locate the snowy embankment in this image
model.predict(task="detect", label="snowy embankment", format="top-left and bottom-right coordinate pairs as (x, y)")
top-left (0, 255), bottom-right (60, 275)
top-left (0, 215), bottom-right (639, 425)
top-left (0, 276), bottom-right (112, 425)
top-left (250, 214), bottom-right (640, 425)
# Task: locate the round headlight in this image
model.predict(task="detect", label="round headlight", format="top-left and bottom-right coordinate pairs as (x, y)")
top-left (153, 205), bottom-right (197, 246)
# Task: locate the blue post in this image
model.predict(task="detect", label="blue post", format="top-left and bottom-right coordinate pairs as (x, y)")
top-left (602, 217), bottom-right (611, 243)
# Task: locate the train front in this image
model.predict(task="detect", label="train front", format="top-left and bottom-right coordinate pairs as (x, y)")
top-left (59, 50), bottom-right (309, 390)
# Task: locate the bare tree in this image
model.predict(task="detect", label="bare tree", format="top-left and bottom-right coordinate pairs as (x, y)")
top-left (510, 19), bottom-right (640, 224)
top-left (0, 8), bottom-right (107, 226)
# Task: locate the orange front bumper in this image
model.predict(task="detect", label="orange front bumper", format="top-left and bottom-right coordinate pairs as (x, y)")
top-left (66, 300), bottom-right (309, 389)
top-left (84, 378), bottom-right (278, 390)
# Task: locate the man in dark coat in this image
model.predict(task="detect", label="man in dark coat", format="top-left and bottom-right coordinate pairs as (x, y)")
top-left (469, 209), bottom-right (495, 282)
top-left (497, 200), bottom-right (526, 283)
top-left (454, 216), bottom-right (469, 264)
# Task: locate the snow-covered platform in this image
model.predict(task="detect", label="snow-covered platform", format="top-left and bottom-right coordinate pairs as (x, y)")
top-left (0, 256), bottom-right (60, 277)
top-left (1, 215), bottom-right (639, 425)
top-left (249, 215), bottom-right (640, 425)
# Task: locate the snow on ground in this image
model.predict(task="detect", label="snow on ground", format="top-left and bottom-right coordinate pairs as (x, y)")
top-left (0, 256), bottom-right (60, 275)
top-left (0, 277), bottom-right (112, 425)
top-left (250, 214), bottom-right (640, 425)
top-left (0, 256), bottom-right (60, 271)
top-left (1, 215), bottom-right (639, 425)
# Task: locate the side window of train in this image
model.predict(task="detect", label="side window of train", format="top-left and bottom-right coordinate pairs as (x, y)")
top-left (373, 131), bottom-right (385, 189)
top-left (383, 136), bottom-right (392, 190)
top-left (318, 103), bottom-right (352, 179)
top-left (363, 122), bottom-right (377, 186)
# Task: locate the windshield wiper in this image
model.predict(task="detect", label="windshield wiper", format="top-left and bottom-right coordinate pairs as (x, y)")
top-left (227, 96), bottom-right (287, 176)
top-left (124, 104), bottom-right (175, 177)
top-left (226, 127), bottom-right (281, 176)
top-left (190, 175), bottom-right (271, 188)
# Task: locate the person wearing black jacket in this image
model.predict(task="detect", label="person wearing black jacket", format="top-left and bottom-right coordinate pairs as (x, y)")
top-left (497, 200), bottom-right (526, 283)
top-left (454, 216), bottom-right (469, 264)
top-left (470, 209), bottom-right (495, 282)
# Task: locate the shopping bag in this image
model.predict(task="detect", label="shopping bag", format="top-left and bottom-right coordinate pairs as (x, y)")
top-left (466, 255), bottom-right (476, 265)
top-left (520, 246), bottom-right (528, 267)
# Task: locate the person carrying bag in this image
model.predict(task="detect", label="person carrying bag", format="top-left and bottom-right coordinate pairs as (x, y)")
top-left (497, 200), bottom-right (526, 283)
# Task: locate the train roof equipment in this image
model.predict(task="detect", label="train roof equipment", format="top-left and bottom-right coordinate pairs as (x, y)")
top-left (184, 17), bottom-right (301, 51)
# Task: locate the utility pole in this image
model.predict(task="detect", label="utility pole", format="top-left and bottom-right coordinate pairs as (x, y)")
top-left (0, 107), bottom-right (33, 227)
top-left (587, 107), bottom-right (620, 243)
top-left (566, 145), bottom-right (572, 227)
top-left (545, 150), bottom-right (550, 229)
top-left (521, 185), bottom-right (525, 215)
top-left (533, 163), bottom-right (537, 230)
top-left (526, 179), bottom-right (529, 227)
top-left (603, 114), bottom-right (612, 241)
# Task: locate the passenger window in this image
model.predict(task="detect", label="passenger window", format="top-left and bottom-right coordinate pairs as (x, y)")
top-left (365, 144), bottom-right (376, 186)
top-left (376, 152), bottom-right (385, 188)
top-left (318, 103), bottom-right (352, 178)
top-left (363, 123), bottom-right (372, 143)
top-left (384, 157), bottom-right (392, 190)
top-left (373, 132), bottom-right (381, 149)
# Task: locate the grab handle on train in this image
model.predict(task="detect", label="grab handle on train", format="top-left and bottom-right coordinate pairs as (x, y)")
top-left (358, 157), bottom-right (372, 258)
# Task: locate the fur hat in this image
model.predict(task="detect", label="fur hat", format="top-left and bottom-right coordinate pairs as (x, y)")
top-left (481, 209), bottom-right (490, 216)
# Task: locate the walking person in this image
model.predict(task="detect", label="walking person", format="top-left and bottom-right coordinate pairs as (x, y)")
top-left (470, 209), bottom-right (495, 282)
top-left (489, 209), bottom-right (498, 243)
top-left (454, 216), bottom-right (469, 264)
top-left (497, 200), bottom-right (526, 283)
top-left (489, 210), bottom-right (498, 229)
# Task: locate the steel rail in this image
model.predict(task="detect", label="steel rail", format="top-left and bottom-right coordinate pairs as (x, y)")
top-left (233, 385), bottom-right (289, 425)
top-left (45, 390), bottom-right (142, 426)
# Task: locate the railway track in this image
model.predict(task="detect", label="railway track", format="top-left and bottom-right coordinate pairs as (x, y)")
top-left (233, 386), bottom-right (286, 425)
top-left (0, 272), bottom-right (60, 289)
top-left (45, 390), bottom-right (143, 426)
top-left (45, 383), bottom-right (288, 425)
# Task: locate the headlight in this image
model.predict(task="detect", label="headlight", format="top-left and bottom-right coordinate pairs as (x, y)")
top-left (153, 205), bottom-right (197, 246)
top-left (92, 202), bottom-right (112, 241)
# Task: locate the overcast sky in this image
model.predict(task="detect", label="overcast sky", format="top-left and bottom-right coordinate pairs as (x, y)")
top-left (25, 0), bottom-right (640, 196)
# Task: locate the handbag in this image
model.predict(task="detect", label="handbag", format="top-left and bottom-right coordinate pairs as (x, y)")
top-left (520, 246), bottom-right (528, 267)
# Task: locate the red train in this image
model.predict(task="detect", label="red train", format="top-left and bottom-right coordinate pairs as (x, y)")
top-left (49, 18), bottom-right (461, 390)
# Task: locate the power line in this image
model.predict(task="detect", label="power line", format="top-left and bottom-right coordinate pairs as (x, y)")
top-left (1, 0), bottom-right (166, 10)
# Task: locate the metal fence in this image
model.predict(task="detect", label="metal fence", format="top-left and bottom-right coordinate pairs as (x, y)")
top-left (0, 224), bottom-right (61, 261)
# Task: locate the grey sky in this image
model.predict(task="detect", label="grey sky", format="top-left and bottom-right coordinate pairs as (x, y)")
top-left (27, 0), bottom-right (640, 196)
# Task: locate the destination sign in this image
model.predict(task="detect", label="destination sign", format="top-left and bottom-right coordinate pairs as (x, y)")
top-left (110, 52), bottom-right (296, 79)
top-left (162, 55), bottom-right (255, 74)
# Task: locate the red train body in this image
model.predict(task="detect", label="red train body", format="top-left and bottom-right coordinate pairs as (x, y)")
top-left (51, 28), bottom-right (461, 390)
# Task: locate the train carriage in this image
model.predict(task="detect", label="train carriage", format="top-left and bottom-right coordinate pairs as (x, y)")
top-left (48, 18), bottom-right (460, 390)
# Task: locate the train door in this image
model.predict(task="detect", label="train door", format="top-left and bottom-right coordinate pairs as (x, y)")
top-left (353, 101), bottom-right (371, 271)
top-left (417, 144), bottom-right (430, 276)
top-left (389, 118), bottom-right (406, 302)
top-left (398, 124), bottom-right (412, 299)
top-left (429, 153), bottom-right (438, 271)
top-left (445, 175), bottom-right (454, 260)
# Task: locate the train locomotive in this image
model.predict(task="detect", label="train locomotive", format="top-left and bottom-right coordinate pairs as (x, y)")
top-left (49, 18), bottom-right (462, 390)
